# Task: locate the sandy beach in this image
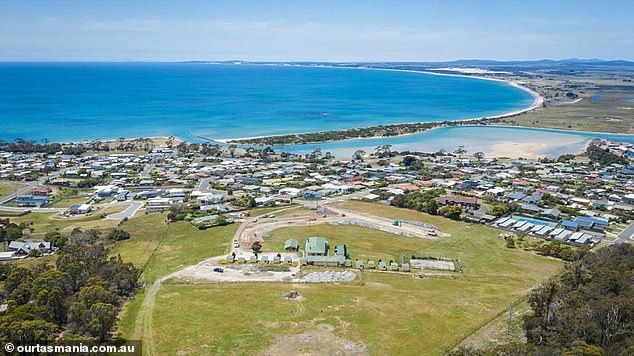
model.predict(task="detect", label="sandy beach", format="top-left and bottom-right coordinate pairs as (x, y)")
top-left (489, 142), bottom-right (548, 159)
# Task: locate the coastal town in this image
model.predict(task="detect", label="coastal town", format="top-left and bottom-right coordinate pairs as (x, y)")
top-left (2, 1), bottom-right (633, 354)
top-left (2, 133), bottom-right (634, 353)
top-left (2, 136), bottom-right (634, 259)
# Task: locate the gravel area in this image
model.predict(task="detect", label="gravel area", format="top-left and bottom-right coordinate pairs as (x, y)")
top-left (301, 271), bottom-right (357, 283)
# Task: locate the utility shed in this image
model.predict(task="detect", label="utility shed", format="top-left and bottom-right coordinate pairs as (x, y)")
top-left (305, 255), bottom-right (346, 267)
top-left (284, 239), bottom-right (299, 251)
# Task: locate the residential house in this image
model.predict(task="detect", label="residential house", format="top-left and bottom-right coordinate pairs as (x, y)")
top-left (436, 195), bottom-right (479, 210)
top-left (15, 195), bottom-right (48, 208)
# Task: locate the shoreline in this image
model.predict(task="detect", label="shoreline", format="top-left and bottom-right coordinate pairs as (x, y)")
top-left (55, 135), bottom-right (186, 148)
top-left (213, 64), bottom-right (544, 144)
top-left (6, 63), bottom-right (632, 149)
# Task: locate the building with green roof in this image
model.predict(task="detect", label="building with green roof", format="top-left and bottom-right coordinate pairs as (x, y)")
top-left (304, 237), bottom-right (329, 256)
top-left (284, 239), bottom-right (299, 251)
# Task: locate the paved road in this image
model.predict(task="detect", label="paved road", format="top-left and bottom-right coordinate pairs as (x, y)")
top-left (611, 221), bottom-right (634, 244)
top-left (0, 206), bottom-right (66, 213)
top-left (324, 204), bottom-right (442, 239)
top-left (105, 201), bottom-right (143, 220)
top-left (0, 181), bottom-right (38, 205)
top-left (0, 199), bottom-right (141, 219)
top-left (198, 177), bottom-right (213, 192)
top-left (140, 164), bottom-right (154, 178)
top-left (0, 165), bottom-right (79, 205)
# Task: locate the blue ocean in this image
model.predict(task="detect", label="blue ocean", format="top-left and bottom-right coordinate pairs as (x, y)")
top-left (0, 62), bottom-right (535, 142)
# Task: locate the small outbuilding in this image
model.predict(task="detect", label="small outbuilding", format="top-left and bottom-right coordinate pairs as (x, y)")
top-left (284, 239), bottom-right (299, 251)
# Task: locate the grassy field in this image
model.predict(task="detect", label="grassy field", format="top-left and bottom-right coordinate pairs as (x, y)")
top-left (249, 204), bottom-right (311, 218)
top-left (266, 224), bottom-right (436, 262)
top-left (0, 182), bottom-right (26, 197)
top-left (502, 85), bottom-right (634, 133)
top-left (12, 206), bottom-right (126, 238)
top-left (139, 201), bottom-right (562, 355)
top-left (111, 213), bottom-right (237, 282)
top-left (48, 195), bottom-right (91, 208)
top-left (10, 206), bottom-right (250, 281)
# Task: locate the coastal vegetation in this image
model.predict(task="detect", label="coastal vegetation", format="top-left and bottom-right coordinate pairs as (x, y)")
top-left (0, 137), bottom-right (182, 156)
top-left (586, 141), bottom-right (629, 165)
top-left (389, 188), bottom-right (445, 215)
top-left (0, 228), bottom-right (140, 343)
top-left (451, 243), bottom-right (634, 355)
top-left (226, 118), bottom-right (501, 146)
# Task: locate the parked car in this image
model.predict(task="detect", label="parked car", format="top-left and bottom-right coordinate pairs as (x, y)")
top-left (213, 267), bottom-right (224, 273)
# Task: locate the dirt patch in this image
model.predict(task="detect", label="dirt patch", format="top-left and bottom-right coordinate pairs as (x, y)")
top-left (284, 290), bottom-right (303, 300)
top-left (263, 326), bottom-right (367, 356)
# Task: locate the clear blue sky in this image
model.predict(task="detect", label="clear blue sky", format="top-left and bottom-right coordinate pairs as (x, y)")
top-left (1, 0), bottom-right (632, 61)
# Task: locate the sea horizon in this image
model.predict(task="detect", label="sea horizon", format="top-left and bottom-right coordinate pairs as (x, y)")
top-left (0, 62), bottom-right (534, 143)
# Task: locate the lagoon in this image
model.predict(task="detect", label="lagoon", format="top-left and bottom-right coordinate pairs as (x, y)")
top-left (274, 125), bottom-right (634, 158)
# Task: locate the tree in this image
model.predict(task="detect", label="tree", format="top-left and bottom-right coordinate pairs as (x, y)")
top-left (107, 229), bottom-right (131, 241)
top-left (562, 341), bottom-right (604, 356)
top-left (425, 198), bottom-right (439, 215)
top-left (0, 232), bottom-right (140, 343)
top-left (68, 278), bottom-right (116, 336)
top-left (4, 266), bottom-right (33, 295)
top-left (473, 151), bottom-right (485, 161)
top-left (0, 318), bottom-right (59, 344)
top-left (251, 241), bottom-right (263, 254)
top-left (457, 245), bottom-right (634, 355)
top-left (352, 150), bottom-right (366, 161)
top-left (374, 144), bottom-right (393, 158)
top-left (2, 223), bottom-right (23, 244)
top-left (491, 204), bottom-right (509, 217)
top-left (402, 156), bottom-right (418, 167)
top-left (453, 145), bottom-right (467, 157)
top-left (444, 205), bottom-right (462, 220)
top-left (246, 196), bottom-right (257, 208)
top-left (167, 203), bottom-right (185, 222)
top-left (44, 231), bottom-right (68, 249)
top-left (86, 303), bottom-right (116, 341)
top-left (31, 269), bottom-right (70, 325)
top-left (309, 148), bottom-right (322, 159)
